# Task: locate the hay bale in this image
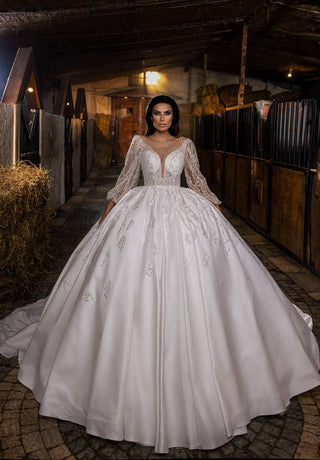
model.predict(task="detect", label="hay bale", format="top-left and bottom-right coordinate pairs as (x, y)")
top-left (0, 162), bottom-right (51, 301)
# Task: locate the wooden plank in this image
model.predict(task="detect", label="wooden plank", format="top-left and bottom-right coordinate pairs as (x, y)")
top-left (223, 153), bottom-right (236, 209)
top-left (249, 159), bottom-right (269, 231)
top-left (212, 150), bottom-right (224, 198)
top-left (270, 166), bottom-right (305, 259)
top-left (72, 118), bottom-right (82, 193)
top-left (235, 156), bottom-right (250, 218)
top-left (237, 23), bottom-right (248, 106)
top-left (309, 172), bottom-right (320, 272)
top-left (198, 148), bottom-right (212, 188)
top-left (40, 110), bottom-right (65, 211)
top-left (0, 103), bottom-right (14, 166)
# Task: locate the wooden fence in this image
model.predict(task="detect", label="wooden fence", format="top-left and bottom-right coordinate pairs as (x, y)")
top-left (195, 98), bottom-right (320, 275)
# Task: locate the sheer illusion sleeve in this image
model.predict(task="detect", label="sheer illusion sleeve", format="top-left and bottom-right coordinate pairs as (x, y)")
top-left (184, 138), bottom-right (221, 206)
top-left (107, 135), bottom-right (141, 203)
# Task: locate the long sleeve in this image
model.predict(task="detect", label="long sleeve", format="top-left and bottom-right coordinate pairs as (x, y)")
top-left (184, 138), bottom-right (221, 206)
top-left (107, 135), bottom-right (141, 203)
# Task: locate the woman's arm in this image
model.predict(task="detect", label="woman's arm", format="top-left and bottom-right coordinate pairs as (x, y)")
top-left (99, 136), bottom-right (141, 225)
top-left (106, 135), bottom-right (141, 204)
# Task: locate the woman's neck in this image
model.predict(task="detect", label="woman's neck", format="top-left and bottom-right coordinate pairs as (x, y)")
top-left (149, 131), bottom-right (175, 142)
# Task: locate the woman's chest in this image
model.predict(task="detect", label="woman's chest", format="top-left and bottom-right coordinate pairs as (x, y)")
top-left (140, 148), bottom-right (185, 178)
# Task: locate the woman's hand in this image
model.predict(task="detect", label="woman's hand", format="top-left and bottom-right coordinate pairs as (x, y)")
top-left (99, 200), bottom-right (115, 226)
top-left (214, 204), bottom-right (222, 212)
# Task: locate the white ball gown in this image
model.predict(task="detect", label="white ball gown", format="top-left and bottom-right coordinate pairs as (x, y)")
top-left (0, 134), bottom-right (319, 454)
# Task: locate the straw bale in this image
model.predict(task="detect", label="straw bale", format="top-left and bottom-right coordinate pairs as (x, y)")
top-left (0, 162), bottom-right (51, 301)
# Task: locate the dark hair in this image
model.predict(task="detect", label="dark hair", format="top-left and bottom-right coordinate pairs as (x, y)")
top-left (145, 95), bottom-right (180, 137)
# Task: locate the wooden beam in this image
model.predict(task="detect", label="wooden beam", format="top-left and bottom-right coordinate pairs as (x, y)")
top-left (238, 23), bottom-right (248, 106)
top-left (1, 47), bottom-right (42, 107)
top-left (54, 77), bottom-right (74, 116)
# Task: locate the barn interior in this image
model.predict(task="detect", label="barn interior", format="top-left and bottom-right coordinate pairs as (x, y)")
top-left (1, 0), bottom-right (319, 268)
top-left (0, 2), bottom-right (320, 459)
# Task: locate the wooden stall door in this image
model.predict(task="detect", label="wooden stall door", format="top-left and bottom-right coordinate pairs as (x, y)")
top-left (235, 156), bottom-right (250, 219)
top-left (20, 100), bottom-right (40, 166)
top-left (249, 159), bottom-right (270, 231)
top-left (270, 166), bottom-right (305, 259)
top-left (308, 172), bottom-right (320, 271)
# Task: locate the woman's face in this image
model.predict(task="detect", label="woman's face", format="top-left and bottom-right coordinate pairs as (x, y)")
top-left (151, 103), bottom-right (173, 133)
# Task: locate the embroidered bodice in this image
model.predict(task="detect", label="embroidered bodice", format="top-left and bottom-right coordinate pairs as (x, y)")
top-left (107, 135), bottom-right (221, 206)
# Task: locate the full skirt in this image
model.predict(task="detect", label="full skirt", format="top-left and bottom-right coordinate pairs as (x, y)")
top-left (1, 185), bottom-right (320, 453)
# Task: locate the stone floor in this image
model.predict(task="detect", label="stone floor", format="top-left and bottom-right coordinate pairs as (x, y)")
top-left (0, 166), bottom-right (320, 459)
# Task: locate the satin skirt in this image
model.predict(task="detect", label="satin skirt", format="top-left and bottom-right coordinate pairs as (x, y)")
top-left (1, 185), bottom-right (320, 453)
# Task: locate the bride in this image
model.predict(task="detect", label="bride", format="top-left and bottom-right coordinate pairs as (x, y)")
top-left (0, 95), bottom-right (319, 454)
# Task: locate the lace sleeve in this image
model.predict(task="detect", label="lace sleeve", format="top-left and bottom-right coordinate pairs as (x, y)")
top-left (107, 135), bottom-right (141, 203)
top-left (184, 138), bottom-right (221, 206)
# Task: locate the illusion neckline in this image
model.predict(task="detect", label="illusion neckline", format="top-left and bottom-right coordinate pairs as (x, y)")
top-left (137, 135), bottom-right (186, 178)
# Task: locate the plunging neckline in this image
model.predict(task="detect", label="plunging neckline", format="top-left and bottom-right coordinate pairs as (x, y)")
top-left (137, 135), bottom-right (185, 178)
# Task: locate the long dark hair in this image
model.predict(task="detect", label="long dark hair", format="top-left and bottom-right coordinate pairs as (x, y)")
top-left (145, 95), bottom-right (180, 137)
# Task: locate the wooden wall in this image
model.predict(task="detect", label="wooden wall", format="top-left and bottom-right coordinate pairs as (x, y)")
top-left (235, 156), bottom-right (250, 219)
top-left (0, 103), bottom-right (19, 166)
top-left (249, 159), bottom-right (269, 231)
top-left (198, 149), bottom-right (319, 274)
top-left (87, 119), bottom-right (95, 175)
top-left (71, 118), bottom-right (82, 193)
top-left (196, 98), bottom-right (320, 276)
top-left (270, 167), bottom-right (305, 260)
top-left (39, 110), bottom-right (65, 211)
top-left (308, 172), bottom-right (320, 272)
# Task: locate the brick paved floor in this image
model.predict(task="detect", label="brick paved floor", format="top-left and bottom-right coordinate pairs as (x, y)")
top-left (0, 166), bottom-right (320, 459)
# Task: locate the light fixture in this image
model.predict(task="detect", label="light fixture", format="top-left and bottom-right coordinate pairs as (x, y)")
top-left (146, 71), bottom-right (160, 85)
top-left (124, 96), bottom-right (128, 99)
top-left (27, 87), bottom-right (34, 93)
top-left (287, 68), bottom-right (293, 78)
top-left (66, 102), bottom-right (70, 106)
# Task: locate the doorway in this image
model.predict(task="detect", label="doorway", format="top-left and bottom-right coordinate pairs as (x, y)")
top-left (111, 97), bottom-right (150, 163)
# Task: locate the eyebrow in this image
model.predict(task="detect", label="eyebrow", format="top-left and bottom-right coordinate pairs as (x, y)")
top-left (153, 110), bottom-right (172, 113)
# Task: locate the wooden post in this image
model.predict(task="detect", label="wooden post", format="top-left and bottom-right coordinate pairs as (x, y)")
top-left (238, 23), bottom-right (248, 106)
top-left (12, 104), bottom-right (20, 165)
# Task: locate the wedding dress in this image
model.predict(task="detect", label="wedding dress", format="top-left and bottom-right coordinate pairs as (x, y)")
top-left (0, 134), bottom-right (319, 453)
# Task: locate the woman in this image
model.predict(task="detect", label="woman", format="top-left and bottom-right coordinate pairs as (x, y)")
top-left (0, 95), bottom-right (319, 454)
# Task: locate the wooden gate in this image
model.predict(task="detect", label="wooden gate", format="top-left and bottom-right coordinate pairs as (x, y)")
top-left (20, 97), bottom-right (40, 166)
